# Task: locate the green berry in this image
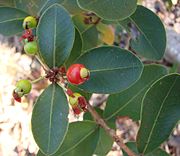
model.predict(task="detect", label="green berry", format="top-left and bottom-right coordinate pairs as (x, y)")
top-left (69, 93), bottom-right (82, 106)
top-left (23, 16), bottom-right (37, 29)
top-left (16, 79), bottom-right (32, 95)
top-left (24, 41), bottom-right (38, 55)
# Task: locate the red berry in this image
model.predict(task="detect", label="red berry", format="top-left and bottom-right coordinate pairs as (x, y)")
top-left (66, 64), bottom-right (90, 85)
top-left (72, 106), bottom-right (81, 115)
top-left (78, 96), bottom-right (87, 111)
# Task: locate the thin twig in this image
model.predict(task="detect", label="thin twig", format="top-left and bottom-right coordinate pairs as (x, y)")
top-left (31, 75), bottom-right (46, 84)
top-left (87, 103), bottom-right (137, 156)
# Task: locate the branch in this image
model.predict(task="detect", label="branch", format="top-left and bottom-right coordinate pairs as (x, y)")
top-left (87, 103), bottom-right (137, 156)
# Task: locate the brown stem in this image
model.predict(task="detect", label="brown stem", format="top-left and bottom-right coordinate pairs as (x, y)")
top-left (87, 103), bottom-right (137, 156)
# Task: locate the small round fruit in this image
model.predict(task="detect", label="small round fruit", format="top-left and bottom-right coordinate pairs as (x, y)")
top-left (16, 79), bottom-right (32, 95)
top-left (23, 16), bottom-right (37, 29)
top-left (66, 64), bottom-right (90, 85)
top-left (72, 106), bottom-right (81, 115)
top-left (24, 41), bottom-right (38, 55)
top-left (69, 93), bottom-right (82, 106)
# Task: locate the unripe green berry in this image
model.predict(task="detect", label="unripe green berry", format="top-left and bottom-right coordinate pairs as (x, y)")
top-left (24, 41), bottom-right (38, 55)
top-left (23, 16), bottom-right (37, 29)
top-left (16, 79), bottom-right (32, 95)
top-left (69, 93), bottom-right (82, 106)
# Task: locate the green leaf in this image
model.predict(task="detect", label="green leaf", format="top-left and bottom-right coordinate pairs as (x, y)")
top-left (94, 128), bottom-right (113, 156)
top-left (84, 108), bottom-right (103, 121)
top-left (0, 0), bottom-right (14, 7)
top-left (37, 121), bottom-right (99, 156)
top-left (37, 4), bottom-right (75, 68)
top-left (169, 63), bottom-right (179, 73)
top-left (39, 0), bottom-right (66, 15)
top-left (123, 142), bottom-right (170, 156)
top-left (83, 110), bottom-right (114, 156)
top-left (137, 74), bottom-right (180, 154)
top-left (82, 26), bottom-right (99, 51)
top-left (118, 5), bottom-right (166, 60)
top-left (62, 0), bottom-right (84, 15)
top-left (65, 28), bottom-right (83, 67)
top-left (14, 0), bottom-right (65, 16)
top-left (104, 65), bottom-right (168, 121)
top-left (77, 0), bottom-right (137, 21)
top-left (0, 7), bottom-right (28, 36)
top-left (73, 14), bottom-right (91, 33)
top-left (31, 84), bottom-right (69, 155)
top-left (75, 46), bottom-right (143, 94)
top-left (73, 15), bottom-right (98, 51)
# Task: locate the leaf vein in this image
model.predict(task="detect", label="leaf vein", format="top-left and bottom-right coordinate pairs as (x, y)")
top-left (142, 77), bottom-right (178, 153)
top-left (47, 84), bottom-right (56, 152)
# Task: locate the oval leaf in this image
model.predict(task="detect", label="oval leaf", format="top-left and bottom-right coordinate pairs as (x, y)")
top-left (0, 7), bottom-right (28, 36)
top-left (94, 128), bottom-right (114, 156)
top-left (14, 0), bottom-right (65, 16)
top-left (37, 4), bottom-right (75, 68)
top-left (31, 84), bottom-right (69, 155)
top-left (37, 121), bottom-right (99, 156)
top-left (137, 74), bottom-right (180, 154)
top-left (73, 15), bottom-right (99, 51)
top-left (65, 28), bottom-right (83, 67)
top-left (104, 65), bottom-right (168, 121)
top-left (77, 0), bottom-right (137, 21)
top-left (123, 142), bottom-right (170, 156)
top-left (82, 26), bottom-right (98, 51)
top-left (39, 0), bottom-right (66, 15)
top-left (75, 46), bottom-right (143, 94)
top-left (119, 5), bottom-right (166, 60)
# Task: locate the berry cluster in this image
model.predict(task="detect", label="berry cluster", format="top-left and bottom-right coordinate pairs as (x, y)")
top-left (20, 16), bottom-right (38, 55)
top-left (13, 16), bottom-right (90, 116)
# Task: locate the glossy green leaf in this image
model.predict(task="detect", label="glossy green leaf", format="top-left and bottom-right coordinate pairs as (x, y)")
top-left (37, 121), bottom-right (99, 156)
top-left (14, 0), bottom-right (65, 16)
top-left (119, 5), bottom-right (166, 60)
top-left (77, 0), bottom-right (137, 21)
top-left (31, 84), bottom-right (69, 155)
top-left (0, 7), bottom-right (28, 36)
top-left (37, 4), bottom-right (75, 68)
top-left (104, 65), bottom-right (168, 121)
top-left (65, 29), bottom-right (83, 67)
top-left (137, 74), bottom-right (180, 154)
top-left (75, 46), bottom-right (143, 94)
top-left (123, 142), bottom-right (170, 156)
